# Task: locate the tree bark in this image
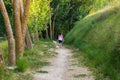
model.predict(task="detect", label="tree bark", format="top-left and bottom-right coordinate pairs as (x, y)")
top-left (0, 0), bottom-right (15, 65)
top-left (21, 0), bottom-right (30, 51)
top-left (52, 14), bottom-right (56, 39)
top-left (25, 28), bottom-right (33, 49)
top-left (34, 30), bottom-right (39, 43)
top-left (49, 10), bottom-right (53, 40)
top-left (19, 0), bottom-right (32, 49)
top-left (40, 32), bottom-right (43, 39)
top-left (45, 25), bottom-right (49, 39)
top-left (19, 0), bottom-right (24, 20)
top-left (13, 0), bottom-right (23, 57)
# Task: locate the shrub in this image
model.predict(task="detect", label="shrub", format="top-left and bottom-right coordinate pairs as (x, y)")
top-left (16, 57), bottom-right (28, 72)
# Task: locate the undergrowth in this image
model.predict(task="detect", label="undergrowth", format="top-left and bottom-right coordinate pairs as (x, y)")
top-left (0, 39), bottom-right (56, 80)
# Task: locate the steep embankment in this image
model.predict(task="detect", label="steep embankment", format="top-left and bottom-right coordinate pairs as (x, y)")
top-left (65, 5), bottom-right (120, 80)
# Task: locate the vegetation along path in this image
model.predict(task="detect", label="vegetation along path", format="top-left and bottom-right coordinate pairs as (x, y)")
top-left (33, 47), bottom-right (94, 80)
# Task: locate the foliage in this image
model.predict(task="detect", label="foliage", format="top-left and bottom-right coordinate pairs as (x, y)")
top-left (29, 0), bottom-right (51, 33)
top-left (90, 0), bottom-right (119, 12)
top-left (51, 0), bottom-right (93, 37)
top-left (50, 0), bottom-right (119, 38)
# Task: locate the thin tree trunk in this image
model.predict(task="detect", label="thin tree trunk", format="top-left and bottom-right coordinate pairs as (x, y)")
top-left (0, 0), bottom-right (15, 65)
top-left (49, 11), bottom-right (53, 40)
top-left (13, 0), bottom-right (23, 57)
top-left (40, 32), bottom-right (43, 39)
top-left (21, 0), bottom-right (30, 51)
top-left (45, 25), bottom-right (49, 39)
top-left (0, 46), bottom-right (5, 68)
top-left (25, 28), bottom-right (33, 49)
top-left (46, 28), bottom-right (49, 39)
top-left (34, 30), bottom-right (39, 43)
top-left (52, 4), bottom-right (59, 39)
top-left (50, 16), bottom-right (53, 40)
top-left (52, 14), bottom-right (57, 39)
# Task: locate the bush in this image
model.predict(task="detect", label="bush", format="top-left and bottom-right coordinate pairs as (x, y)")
top-left (16, 57), bottom-right (28, 72)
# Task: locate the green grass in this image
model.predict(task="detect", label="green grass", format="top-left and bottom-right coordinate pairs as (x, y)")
top-left (16, 57), bottom-right (28, 72)
top-left (65, 4), bottom-right (120, 80)
top-left (36, 70), bottom-right (48, 73)
top-left (0, 40), bottom-right (8, 64)
top-left (0, 39), bottom-right (57, 80)
top-left (74, 74), bottom-right (87, 78)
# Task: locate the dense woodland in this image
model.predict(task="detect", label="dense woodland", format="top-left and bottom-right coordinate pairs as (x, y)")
top-left (0, 0), bottom-right (120, 80)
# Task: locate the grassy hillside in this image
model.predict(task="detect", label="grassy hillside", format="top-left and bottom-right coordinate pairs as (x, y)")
top-left (65, 4), bottom-right (120, 80)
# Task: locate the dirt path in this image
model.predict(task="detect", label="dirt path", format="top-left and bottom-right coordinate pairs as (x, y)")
top-left (33, 47), bottom-right (94, 80)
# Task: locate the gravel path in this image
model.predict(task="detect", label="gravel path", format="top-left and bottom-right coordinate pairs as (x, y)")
top-left (33, 47), bottom-right (94, 80)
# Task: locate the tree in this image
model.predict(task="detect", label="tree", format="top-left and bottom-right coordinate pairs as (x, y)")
top-left (29, 0), bottom-right (51, 40)
top-left (13, 0), bottom-right (23, 57)
top-left (13, 0), bottom-right (31, 57)
top-left (19, 0), bottom-right (33, 49)
top-left (25, 27), bottom-right (33, 49)
top-left (50, 0), bottom-right (92, 37)
top-left (0, 0), bottom-right (15, 65)
top-left (21, 0), bottom-right (31, 50)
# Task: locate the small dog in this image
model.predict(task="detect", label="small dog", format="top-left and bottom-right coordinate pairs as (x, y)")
top-left (53, 40), bottom-right (59, 48)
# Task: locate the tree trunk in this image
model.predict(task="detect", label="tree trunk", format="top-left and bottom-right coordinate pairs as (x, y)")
top-left (23, 0), bottom-right (26, 6)
top-left (21, 0), bottom-right (30, 51)
top-left (52, 4), bottom-right (59, 39)
top-left (0, 46), bottom-right (5, 68)
top-left (34, 30), bottom-right (39, 43)
top-left (46, 27), bottom-right (49, 39)
top-left (40, 32), bottom-right (43, 39)
top-left (49, 11), bottom-right (53, 40)
top-left (13, 0), bottom-right (23, 57)
top-left (0, 0), bottom-right (15, 65)
top-left (20, 0), bottom-right (32, 50)
top-left (19, 0), bottom-right (24, 20)
top-left (25, 28), bottom-right (33, 49)
top-left (52, 15), bottom-right (56, 39)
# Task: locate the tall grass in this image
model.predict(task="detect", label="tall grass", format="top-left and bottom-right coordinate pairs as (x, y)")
top-left (16, 57), bottom-right (28, 72)
top-left (0, 40), bottom-right (8, 64)
top-left (65, 5), bottom-right (120, 80)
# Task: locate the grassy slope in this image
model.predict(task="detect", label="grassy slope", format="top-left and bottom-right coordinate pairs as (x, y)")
top-left (65, 5), bottom-right (120, 80)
